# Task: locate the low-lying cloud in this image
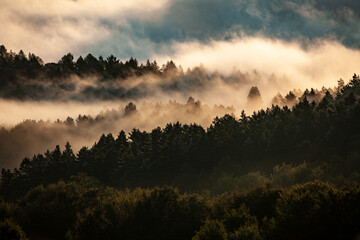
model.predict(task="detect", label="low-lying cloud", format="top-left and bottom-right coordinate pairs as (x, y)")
top-left (155, 37), bottom-right (360, 91)
top-left (0, 99), bottom-right (234, 169)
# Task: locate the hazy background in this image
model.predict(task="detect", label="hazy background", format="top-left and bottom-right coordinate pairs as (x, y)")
top-left (1, 0), bottom-right (360, 169)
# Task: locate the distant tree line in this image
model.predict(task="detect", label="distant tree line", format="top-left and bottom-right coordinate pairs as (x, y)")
top-left (0, 44), bottom-right (173, 81)
top-left (1, 44), bottom-right (336, 103)
top-left (0, 45), bottom-right (184, 100)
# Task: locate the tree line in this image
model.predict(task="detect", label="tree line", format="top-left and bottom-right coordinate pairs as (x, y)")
top-left (0, 44), bottom-right (170, 81)
top-left (0, 45), bottom-right (183, 100)
top-left (1, 74), bottom-right (360, 199)
top-left (1, 44), bottom-right (325, 102)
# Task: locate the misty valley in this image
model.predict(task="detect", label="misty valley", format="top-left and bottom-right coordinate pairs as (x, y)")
top-left (1, 37), bottom-right (360, 240)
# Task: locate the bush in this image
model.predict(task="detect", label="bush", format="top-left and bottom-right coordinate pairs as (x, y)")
top-left (0, 219), bottom-right (28, 240)
top-left (192, 220), bottom-right (228, 240)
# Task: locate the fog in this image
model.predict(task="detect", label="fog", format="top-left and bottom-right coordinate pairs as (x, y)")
top-left (0, 98), bottom-right (235, 169)
top-left (2, 37), bottom-right (358, 169)
top-left (155, 37), bottom-right (360, 90)
top-left (3, 2), bottom-right (360, 170)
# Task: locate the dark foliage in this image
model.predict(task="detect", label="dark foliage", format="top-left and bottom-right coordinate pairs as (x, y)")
top-left (1, 178), bottom-right (360, 240)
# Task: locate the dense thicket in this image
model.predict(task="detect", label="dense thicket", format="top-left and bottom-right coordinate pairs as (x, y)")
top-left (1, 178), bottom-right (360, 240)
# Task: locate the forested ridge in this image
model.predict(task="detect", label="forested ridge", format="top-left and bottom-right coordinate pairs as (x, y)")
top-left (0, 44), bottom-right (164, 81)
top-left (1, 74), bottom-right (360, 239)
top-left (0, 44), bottom-right (197, 101)
top-left (0, 44), bottom-right (324, 103)
top-left (1, 45), bottom-right (360, 239)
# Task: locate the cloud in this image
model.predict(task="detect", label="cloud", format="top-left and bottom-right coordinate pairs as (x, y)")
top-left (125, 0), bottom-right (360, 48)
top-left (0, 98), bottom-right (235, 169)
top-left (0, 0), bottom-right (168, 61)
top-left (2, 0), bottom-right (360, 62)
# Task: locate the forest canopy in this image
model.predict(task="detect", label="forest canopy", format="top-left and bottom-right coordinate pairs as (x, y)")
top-left (1, 72), bottom-right (360, 196)
top-left (1, 45), bottom-right (360, 240)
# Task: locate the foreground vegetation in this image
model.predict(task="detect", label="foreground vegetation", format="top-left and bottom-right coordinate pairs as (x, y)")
top-left (1, 178), bottom-right (360, 240)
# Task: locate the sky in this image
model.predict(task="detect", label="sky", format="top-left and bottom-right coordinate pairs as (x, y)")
top-left (1, 0), bottom-right (360, 62)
